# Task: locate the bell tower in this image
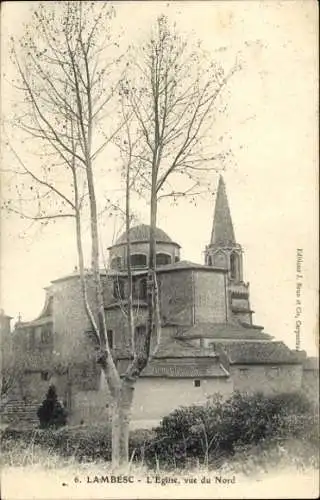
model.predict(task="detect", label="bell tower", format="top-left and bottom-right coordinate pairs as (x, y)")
top-left (205, 176), bottom-right (243, 282)
top-left (205, 176), bottom-right (253, 325)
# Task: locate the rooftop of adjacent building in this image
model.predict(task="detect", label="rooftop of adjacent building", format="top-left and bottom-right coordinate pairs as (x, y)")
top-left (115, 336), bottom-right (310, 374)
top-left (49, 259), bottom-right (229, 284)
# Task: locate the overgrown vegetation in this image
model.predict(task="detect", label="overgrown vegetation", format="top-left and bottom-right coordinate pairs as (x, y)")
top-left (141, 391), bottom-right (318, 468)
top-left (1, 391), bottom-right (318, 472)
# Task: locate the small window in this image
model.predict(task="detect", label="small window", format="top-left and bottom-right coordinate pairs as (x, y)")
top-left (156, 253), bottom-right (171, 266)
top-left (230, 252), bottom-right (239, 280)
top-left (134, 325), bottom-right (146, 347)
top-left (130, 254), bottom-right (147, 268)
top-left (175, 256), bottom-right (180, 263)
top-left (41, 371), bottom-right (49, 381)
top-left (194, 379), bottom-right (201, 387)
top-left (135, 325), bottom-right (146, 336)
top-left (208, 256), bottom-right (213, 266)
top-left (113, 278), bottom-right (125, 300)
top-left (41, 328), bottom-right (52, 344)
top-left (239, 368), bottom-right (249, 373)
top-left (110, 257), bottom-right (121, 270)
top-left (138, 278), bottom-right (147, 301)
top-left (107, 329), bottom-right (114, 349)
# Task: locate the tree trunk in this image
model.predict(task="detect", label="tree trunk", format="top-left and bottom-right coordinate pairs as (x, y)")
top-left (147, 179), bottom-right (158, 347)
top-left (111, 382), bottom-right (134, 469)
top-left (125, 150), bottom-right (134, 353)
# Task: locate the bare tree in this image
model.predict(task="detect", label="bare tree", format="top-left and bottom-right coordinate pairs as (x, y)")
top-left (2, 6), bottom-right (238, 467)
top-left (119, 15), bottom-right (239, 378)
top-left (1, 1), bottom-right (134, 467)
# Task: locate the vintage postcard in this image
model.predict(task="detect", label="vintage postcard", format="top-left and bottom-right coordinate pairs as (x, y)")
top-left (0, 1), bottom-right (318, 499)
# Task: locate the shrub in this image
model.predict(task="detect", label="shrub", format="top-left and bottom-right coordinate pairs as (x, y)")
top-left (2, 391), bottom-right (317, 470)
top-left (142, 391), bottom-right (318, 468)
top-left (37, 385), bottom-right (67, 429)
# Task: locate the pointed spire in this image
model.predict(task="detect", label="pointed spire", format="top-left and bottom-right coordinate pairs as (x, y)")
top-left (210, 175), bottom-right (236, 246)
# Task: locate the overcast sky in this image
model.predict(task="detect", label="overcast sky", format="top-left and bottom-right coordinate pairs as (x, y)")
top-left (1, 1), bottom-right (318, 355)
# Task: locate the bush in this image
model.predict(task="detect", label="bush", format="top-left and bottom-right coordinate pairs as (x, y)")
top-left (142, 391), bottom-right (318, 469)
top-left (37, 385), bottom-right (67, 429)
top-left (2, 391), bottom-right (317, 470)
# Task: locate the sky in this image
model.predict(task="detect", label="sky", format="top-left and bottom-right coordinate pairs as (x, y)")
top-left (1, 1), bottom-right (318, 355)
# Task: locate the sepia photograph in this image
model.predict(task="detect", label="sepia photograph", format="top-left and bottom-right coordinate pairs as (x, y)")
top-left (0, 1), bottom-right (318, 499)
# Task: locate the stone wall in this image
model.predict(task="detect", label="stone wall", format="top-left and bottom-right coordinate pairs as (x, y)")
top-left (69, 375), bottom-right (233, 427)
top-left (106, 307), bottom-right (148, 351)
top-left (130, 376), bottom-right (233, 425)
top-left (194, 270), bottom-right (227, 323)
top-left (230, 364), bottom-right (303, 394)
top-left (67, 369), bottom-right (109, 425)
top-left (70, 390), bottom-right (109, 425)
top-left (52, 276), bottom-right (97, 363)
top-left (159, 270), bottom-right (194, 325)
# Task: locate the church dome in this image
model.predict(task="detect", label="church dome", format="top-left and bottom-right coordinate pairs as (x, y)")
top-left (108, 224), bottom-right (181, 270)
top-left (115, 224), bottom-right (174, 245)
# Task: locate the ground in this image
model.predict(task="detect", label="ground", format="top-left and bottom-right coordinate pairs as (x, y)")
top-left (1, 434), bottom-right (318, 499)
top-left (1, 462), bottom-right (318, 499)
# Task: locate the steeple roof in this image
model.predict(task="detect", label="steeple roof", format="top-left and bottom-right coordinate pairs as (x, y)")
top-left (210, 175), bottom-right (236, 246)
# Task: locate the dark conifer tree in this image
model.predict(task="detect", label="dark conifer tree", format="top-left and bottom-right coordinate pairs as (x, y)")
top-left (37, 385), bottom-right (67, 428)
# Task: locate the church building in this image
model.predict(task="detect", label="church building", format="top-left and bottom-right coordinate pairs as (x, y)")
top-left (1, 176), bottom-right (318, 428)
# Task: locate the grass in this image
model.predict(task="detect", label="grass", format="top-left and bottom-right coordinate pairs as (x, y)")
top-left (1, 432), bottom-right (319, 500)
top-left (1, 428), bottom-right (318, 472)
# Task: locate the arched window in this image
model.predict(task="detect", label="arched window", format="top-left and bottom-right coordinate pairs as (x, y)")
top-left (107, 329), bottom-right (114, 349)
top-left (110, 257), bottom-right (121, 270)
top-left (230, 252), bottom-right (239, 280)
top-left (214, 250), bottom-right (227, 268)
top-left (156, 253), bottom-right (171, 266)
top-left (130, 253), bottom-right (147, 268)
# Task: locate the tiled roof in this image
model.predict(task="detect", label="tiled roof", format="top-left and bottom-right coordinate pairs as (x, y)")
top-left (157, 260), bottom-right (228, 273)
top-left (140, 359), bottom-right (228, 378)
top-left (175, 322), bottom-right (273, 341)
top-left (117, 356), bottom-right (228, 378)
top-left (106, 260), bottom-right (228, 276)
top-left (15, 317), bottom-right (53, 329)
top-left (51, 261), bottom-right (227, 283)
top-left (115, 338), bottom-right (217, 360)
top-left (214, 341), bottom-right (302, 365)
top-left (51, 269), bottom-right (108, 283)
top-left (155, 339), bottom-right (217, 358)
